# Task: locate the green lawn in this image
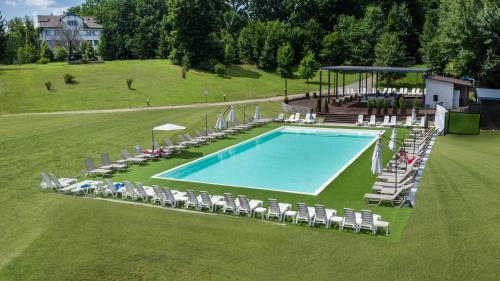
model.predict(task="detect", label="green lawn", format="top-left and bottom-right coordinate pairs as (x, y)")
top-left (0, 103), bottom-right (498, 280)
top-left (0, 60), bottom-right (358, 114)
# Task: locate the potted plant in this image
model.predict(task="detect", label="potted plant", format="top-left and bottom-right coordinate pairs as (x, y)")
top-left (367, 99), bottom-right (373, 115)
top-left (316, 98), bottom-right (322, 112)
top-left (399, 97), bottom-right (406, 115)
top-left (376, 99), bottom-right (382, 115)
top-left (383, 99), bottom-right (389, 115)
top-left (413, 99), bottom-right (420, 115)
top-left (392, 98), bottom-right (398, 115)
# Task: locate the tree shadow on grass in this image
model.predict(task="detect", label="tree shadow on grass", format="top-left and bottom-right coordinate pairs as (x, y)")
top-left (175, 151), bottom-right (204, 159)
top-left (225, 64), bottom-right (262, 79)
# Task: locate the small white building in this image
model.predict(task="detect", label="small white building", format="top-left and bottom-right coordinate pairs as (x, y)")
top-left (37, 13), bottom-right (102, 50)
top-left (424, 75), bottom-right (474, 109)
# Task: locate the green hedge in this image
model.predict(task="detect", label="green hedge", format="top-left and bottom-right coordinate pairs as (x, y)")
top-left (446, 112), bottom-right (480, 135)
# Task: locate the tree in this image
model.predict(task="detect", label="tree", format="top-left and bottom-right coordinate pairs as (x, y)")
top-left (276, 42), bottom-right (294, 78)
top-left (374, 32), bottom-right (407, 85)
top-left (167, 0), bottom-right (225, 68)
top-left (81, 41), bottom-right (96, 62)
top-left (0, 11), bottom-right (6, 63)
top-left (57, 17), bottom-right (83, 62)
top-left (298, 50), bottom-right (319, 82)
top-left (320, 31), bottom-right (345, 65)
top-left (39, 41), bottom-right (53, 61)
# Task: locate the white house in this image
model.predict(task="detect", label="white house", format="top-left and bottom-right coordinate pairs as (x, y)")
top-left (424, 75), bottom-right (474, 109)
top-left (37, 13), bottom-right (102, 50)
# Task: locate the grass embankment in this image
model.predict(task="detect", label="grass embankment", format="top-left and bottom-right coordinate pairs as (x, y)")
top-left (0, 60), bottom-right (358, 114)
top-left (0, 102), bottom-right (498, 280)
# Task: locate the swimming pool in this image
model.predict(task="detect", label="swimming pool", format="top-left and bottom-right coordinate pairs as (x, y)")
top-left (154, 126), bottom-right (382, 195)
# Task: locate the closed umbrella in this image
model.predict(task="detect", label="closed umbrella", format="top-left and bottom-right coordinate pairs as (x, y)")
top-left (215, 112), bottom-right (226, 131)
top-left (253, 106), bottom-right (261, 121)
top-left (411, 108), bottom-right (417, 124)
top-left (371, 139), bottom-right (383, 175)
top-left (389, 128), bottom-right (397, 151)
top-left (226, 105), bottom-right (238, 125)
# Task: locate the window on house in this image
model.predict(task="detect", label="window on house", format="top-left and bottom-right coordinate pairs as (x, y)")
top-left (47, 30), bottom-right (55, 36)
top-left (94, 30), bottom-right (101, 36)
top-left (67, 20), bottom-right (78, 26)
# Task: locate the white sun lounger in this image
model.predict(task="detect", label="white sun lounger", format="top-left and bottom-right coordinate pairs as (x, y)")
top-left (121, 149), bottom-right (148, 165)
top-left (185, 189), bottom-right (202, 210)
top-left (100, 153), bottom-right (127, 171)
top-left (312, 205), bottom-right (337, 228)
top-left (368, 115), bottom-right (377, 126)
top-left (389, 116), bottom-right (397, 127)
top-left (199, 191), bottom-right (223, 212)
top-left (381, 116), bottom-right (390, 127)
top-left (295, 203), bottom-right (315, 226)
top-left (84, 158), bottom-right (113, 177)
top-left (237, 195), bottom-right (262, 217)
top-left (340, 208), bottom-right (358, 232)
top-left (266, 199), bottom-right (291, 222)
top-left (355, 115), bottom-right (364, 126)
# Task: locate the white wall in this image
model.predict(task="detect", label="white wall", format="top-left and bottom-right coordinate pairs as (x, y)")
top-left (425, 79), bottom-right (455, 109)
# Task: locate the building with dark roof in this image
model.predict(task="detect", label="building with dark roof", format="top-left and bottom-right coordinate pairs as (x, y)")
top-left (424, 75), bottom-right (474, 109)
top-left (37, 13), bottom-right (102, 50)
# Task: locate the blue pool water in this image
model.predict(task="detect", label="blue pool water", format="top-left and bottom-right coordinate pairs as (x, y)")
top-left (154, 127), bottom-right (381, 195)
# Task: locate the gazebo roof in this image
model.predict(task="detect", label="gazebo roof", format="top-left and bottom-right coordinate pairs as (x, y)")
top-left (320, 65), bottom-right (431, 73)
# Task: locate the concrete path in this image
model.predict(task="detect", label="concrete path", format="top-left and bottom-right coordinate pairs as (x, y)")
top-left (0, 94), bottom-right (305, 117)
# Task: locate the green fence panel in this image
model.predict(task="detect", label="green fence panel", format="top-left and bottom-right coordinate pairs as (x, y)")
top-left (446, 112), bottom-right (481, 135)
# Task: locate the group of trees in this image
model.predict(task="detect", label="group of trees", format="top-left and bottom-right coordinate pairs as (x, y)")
top-left (420, 0), bottom-right (500, 87)
top-left (1, 0), bottom-right (499, 87)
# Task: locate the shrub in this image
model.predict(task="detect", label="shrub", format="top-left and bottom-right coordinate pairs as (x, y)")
top-left (44, 81), bottom-right (52, 91)
top-left (126, 79), bottom-right (133, 90)
top-left (63, 74), bottom-right (75, 84)
top-left (54, 47), bottom-right (68, 62)
top-left (324, 99), bottom-right (329, 113)
top-left (412, 99), bottom-right (420, 108)
top-left (376, 99), bottom-right (382, 109)
top-left (313, 92), bottom-right (317, 99)
top-left (383, 100), bottom-right (389, 114)
top-left (37, 57), bottom-right (50, 64)
top-left (214, 63), bottom-right (226, 76)
top-left (305, 92), bottom-right (310, 99)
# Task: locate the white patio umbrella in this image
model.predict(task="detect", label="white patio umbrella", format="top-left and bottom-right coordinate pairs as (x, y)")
top-left (371, 138), bottom-right (383, 175)
top-left (215, 112), bottom-right (226, 130)
top-left (411, 108), bottom-right (417, 124)
top-left (151, 123), bottom-right (186, 154)
top-left (226, 105), bottom-right (238, 125)
top-left (389, 127), bottom-right (397, 151)
top-left (253, 106), bottom-right (261, 121)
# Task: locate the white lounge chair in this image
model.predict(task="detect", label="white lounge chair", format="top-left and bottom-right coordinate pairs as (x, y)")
top-left (185, 133), bottom-right (207, 145)
top-left (237, 195), bottom-right (262, 217)
top-left (355, 115), bottom-right (364, 126)
top-left (121, 181), bottom-right (139, 200)
top-left (312, 205), bottom-right (337, 228)
top-left (292, 113), bottom-right (301, 123)
top-left (389, 116), bottom-right (397, 127)
top-left (418, 116), bottom-right (426, 128)
top-left (121, 149), bottom-right (148, 165)
top-left (381, 116), bottom-right (390, 127)
top-left (100, 153), bottom-right (127, 171)
top-left (134, 145), bottom-right (159, 161)
top-left (368, 115), bottom-right (377, 126)
top-left (151, 185), bottom-right (166, 205)
top-left (404, 116), bottom-right (413, 128)
top-left (103, 179), bottom-right (118, 197)
top-left (162, 188), bottom-right (187, 207)
top-left (359, 209), bottom-right (379, 234)
top-left (364, 184), bottom-right (411, 207)
top-left (266, 199), bottom-right (291, 222)
top-left (46, 172), bottom-right (77, 190)
top-left (295, 203), bottom-right (315, 226)
top-left (284, 114), bottom-right (296, 123)
top-left (185, 189), bottom-right (202, 210)
top-left (340, 208), bottom-right (358, 232)
top-left (199, 191), bottom-right (223, 212)
top-left (84, 158), bottom-right (113, 177)
top-left (273, 113), bottom-right (285, 122)
top-left (222, 193), bottom-right (240, 215)
top-left (195, 130), bottom-right (217, 142)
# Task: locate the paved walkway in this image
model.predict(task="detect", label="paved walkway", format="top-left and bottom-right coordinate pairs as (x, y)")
top-left (0, 94), bottom-right (304, 117)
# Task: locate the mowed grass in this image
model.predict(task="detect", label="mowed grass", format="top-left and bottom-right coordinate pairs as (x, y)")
top-left (0, 103), bottom-right (499, 280)
top-left (0, 60), bottom-right (357, 114)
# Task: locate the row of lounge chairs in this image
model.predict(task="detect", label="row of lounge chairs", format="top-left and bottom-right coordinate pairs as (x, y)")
top-left (364, 128), bottom-right (433, 207)
top-left (325, 88), bottom-right (424, 96)
top-left (39, 176), bottom-right (390, 235)
top-left (356, 115), bottom-right (427, 128)
top-left (273, 112), bottom-right (317, 124)
top-left (81, 120), bottom-right (271, 177)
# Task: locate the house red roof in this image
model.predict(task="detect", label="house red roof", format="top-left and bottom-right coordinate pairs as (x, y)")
top-left (427, 75), bottom-right (473, 87)
top-left (37, 15), bottom-right (102, 29)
